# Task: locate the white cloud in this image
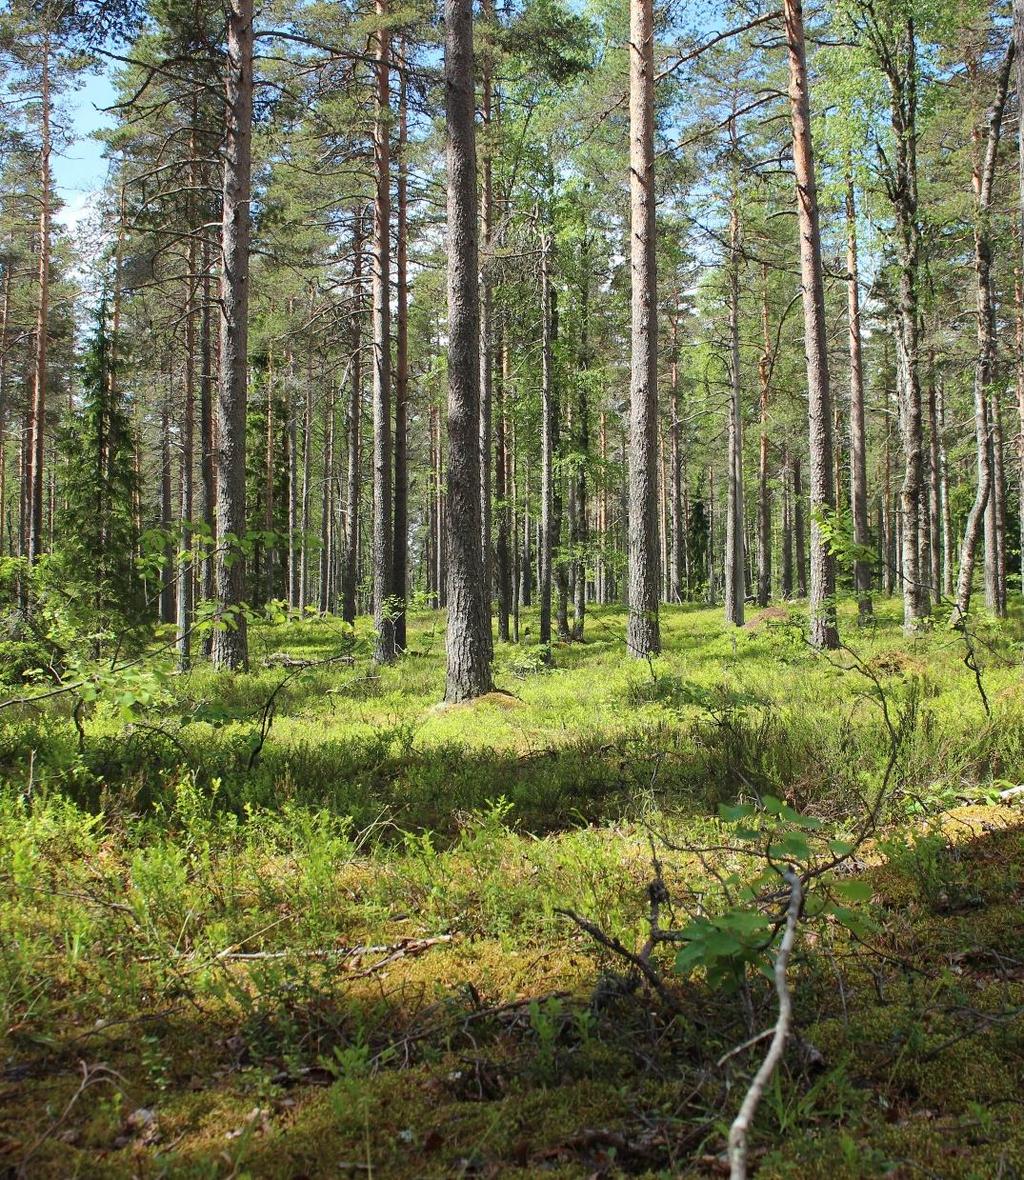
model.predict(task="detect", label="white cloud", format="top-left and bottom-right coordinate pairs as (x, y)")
top-left (56, 189), bottom-right (100, 234)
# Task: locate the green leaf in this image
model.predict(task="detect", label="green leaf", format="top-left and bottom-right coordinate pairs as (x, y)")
top-left (827, 905), bottom-right (878, 936)
top-left (780, 803), bottom-right (822, 830)
top-left (720, 909), bottom-right (772, 936)
top-left (719, 803), bottom-right (755, 822)
top-left (770, 831), bottom-right (811, 860)
top-left (803, 893), bottom-right (828, 917)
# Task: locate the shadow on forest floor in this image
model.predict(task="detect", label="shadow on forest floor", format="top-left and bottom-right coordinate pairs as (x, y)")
top-left (4, 810), bottom-right (1023, 1178)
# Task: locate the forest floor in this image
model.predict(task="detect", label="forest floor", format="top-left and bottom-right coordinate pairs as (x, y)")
top-left (1, 599), bottom-right (1023, 1178)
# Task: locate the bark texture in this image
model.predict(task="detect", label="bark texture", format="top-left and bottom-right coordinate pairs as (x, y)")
top-left (954, 43), bottom-right (1013, 621)
top-left (724, 163), bottom-right (745, 627)
top-left (443, 0), bottom-right (492, 702)
top-left (212, 0), bottom-right (253, 671)
top-left (846, 176), bottom-right (872, 620)
top-left (371, 2), bottom-right (394, 664)
top-left (26, 33), bottom-right (50, 570)
top-left (626, 0), bottom-right (661, 657)
top-left (393, 43), bottom-right (410, 651)
top-left (342, 214), bottom-right (363, 625)
top-left (785, 0), bottom-right (839, 649)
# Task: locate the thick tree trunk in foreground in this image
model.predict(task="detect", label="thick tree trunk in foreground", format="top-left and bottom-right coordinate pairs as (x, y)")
top-left (1016, 0), bottom-right (1024, 600)
top-left (785, 0), bottom-right (838, 649)
top-left (626, 0), bottom-right (661, 657)
top-left (1016, 255), bottom-right (1024, 604)
top-left (443, 0), bottom-right (492, 702)
top-left (212, 0), bottom-right (253, 670)
top-left (371, 2), bottom-right (394, 663)
top-left (955, 43), bottom-right (1012, 621)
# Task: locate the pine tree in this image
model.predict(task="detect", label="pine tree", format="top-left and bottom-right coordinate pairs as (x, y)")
top-left (55, 302), bottom-right (145, 642)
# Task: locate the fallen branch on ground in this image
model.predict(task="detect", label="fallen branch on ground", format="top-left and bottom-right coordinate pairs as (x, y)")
top-left (218, 935), bottom-right (452, 976)
top-left (555, 907), bottom-right (682, 1013)
top-left (263, 652), bottom-right (355, 669)
top-left (140, 935), bottom-right (452, 972)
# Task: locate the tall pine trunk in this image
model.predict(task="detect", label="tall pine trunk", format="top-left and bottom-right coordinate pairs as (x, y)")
top-left (160, 393), bottom-right (175, 624)
top-left (669, 314), bottom-right (684, 603)
top-left (199, 242), bottom-right (216, 623)
top-left (937, 379), bottom-right (953, 598)
top-left (846, 175), bottom-right (872, 620)
top-left (0, 243), bottom-right (10, 556)
top-left (1016, 0), bottom-right (1024, 599)
top-left (176, 235), bottom-right (196, 667)
top-left (785, 0), bottom-right (838, 649)
top-left (479, 0), bottom-right (495, 656)
top-left (626, 0), bottom-right (661, 657)
top-left (885, 21), bottom-right (929, 631)
top-left (319, 379), bottom-right (335, 614)
top-left (926, 363), bottom-right (941, 601)
top-left (756, 265), bottom-right (771, 609)
top-left (211, 0), bottom-right (253, 670)
top-left (342, 215), bottom-right (363, 625)
top-left (443, 0), bottom-right (492, 701)
top-left (573, 243), bottom-right (591, 640)
top-left (26, 32), bottom-right (51, 572)
top-left (393, 45), bottom-right (410, 650)
top-left (724, 167), bottom-right (745, 627)
top-left (371, 2), bottom-right (394, 663)
top-left (781, 448), bottom-right (793, 597)
top-left (539, 229), bottom-right (555, 659)
top-left (955, 43), bottom-right (1012, 621)
top-left (495, 322), bottom-right (512, 641)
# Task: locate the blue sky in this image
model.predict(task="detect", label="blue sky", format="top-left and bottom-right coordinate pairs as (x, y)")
top-left (54, 69), bottom-right (116, 227)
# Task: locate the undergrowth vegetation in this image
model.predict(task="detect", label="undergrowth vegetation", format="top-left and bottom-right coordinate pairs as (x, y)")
top-left (1, 600), bottom-right (1023, 1177)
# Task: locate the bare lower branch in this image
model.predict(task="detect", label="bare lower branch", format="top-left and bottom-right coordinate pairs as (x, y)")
top-left (728, 865), bottom-right (802, 1180)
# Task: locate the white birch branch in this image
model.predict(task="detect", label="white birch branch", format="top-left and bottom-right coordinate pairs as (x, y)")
top-left (728, 865), bottom-right (802, 1180)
